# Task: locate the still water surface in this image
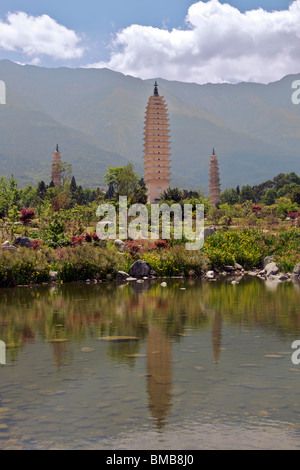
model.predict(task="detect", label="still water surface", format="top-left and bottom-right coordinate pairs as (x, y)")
top-left (1, 277), bottom-right (300, 450)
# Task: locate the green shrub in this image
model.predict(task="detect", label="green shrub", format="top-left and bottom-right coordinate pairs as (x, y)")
top-left (0, 249), bottom-right (51, 287)
top-left (141, 245), bottom-right (207, 276)
top-left (203, 229), bottom-right (271, 269)
top-left (202, 227), bottom-right (300, 271)
top-left (55, 245), bottom-right (123, 282)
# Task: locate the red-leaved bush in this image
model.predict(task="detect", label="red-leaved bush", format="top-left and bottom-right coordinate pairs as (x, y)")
top-left (252, 205), bottom-right (262, 213)
top-left (125, 239), bottom-right (169, 256)
top-left (70, 236), bottom-right (85, 246)
top-left (288, 211), bottom-right (300, 220)
top-left (30, 239), bottom-right (43, 250)
top-left (19, 207), bottom-right (35, 225)
top-left (84, 232), bottom-right (99, 243)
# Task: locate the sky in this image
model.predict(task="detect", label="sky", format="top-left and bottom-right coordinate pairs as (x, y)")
top-left (0, 0), bottom-right (299, 84)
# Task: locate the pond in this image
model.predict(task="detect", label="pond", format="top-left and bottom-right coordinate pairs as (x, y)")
top-left (0, 277), bottom-right (300, 450)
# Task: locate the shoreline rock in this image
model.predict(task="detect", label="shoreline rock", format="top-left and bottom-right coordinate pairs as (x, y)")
top-left (262, 262), bottom-right (280, 277)
top-left (129, 260), bottom-right (151, 279)
top-left (14, 236), bottom-right (32, 248)
top-left (114, 239), bottom-right (126, 252)
top-left (116, 271), bottom-right (130, 282)
top-left (0, 241), bottom-right (20, 252)
top-left (293, 263), bottom-right (300, 278)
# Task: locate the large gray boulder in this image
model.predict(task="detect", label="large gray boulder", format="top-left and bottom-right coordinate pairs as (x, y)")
top-left (129, 260), bottom-right (151, 278)
top-left (114, 239), bottom-right (126, 251)
top-left (0, 241), bottom-right (19, 252)
top-left (203, 226), bottom-right (216, 240)
top-left (116, 270), bottom-right (130, 282)
top-left (265, 262), bottom-right (279, 277)
top-left (293, 263), bottom-right (300, 277)
top-left (14, 236), bottom-right (32, 248)
top-left (262, 256), bottom-right (275, 269)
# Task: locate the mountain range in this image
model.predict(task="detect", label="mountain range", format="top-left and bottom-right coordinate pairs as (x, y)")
top-left (0, 59), bottom-right (299, 193)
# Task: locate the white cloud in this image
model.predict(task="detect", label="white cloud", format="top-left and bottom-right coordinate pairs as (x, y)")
top-left (87, 0), bottom-right (300, 84)
top-left (0, 11), bottom-right (84, 61)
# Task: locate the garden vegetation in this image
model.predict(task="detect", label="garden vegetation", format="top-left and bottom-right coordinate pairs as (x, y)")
top-left (0, 168), bottom-right (300, 287)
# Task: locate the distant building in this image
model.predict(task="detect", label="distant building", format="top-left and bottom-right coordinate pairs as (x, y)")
top-left (51, 144), bottom-right (62, 187)
top-left (209, 149), bottom-right (221, 205)
top-left (143, 81), bottom-right (171, 204)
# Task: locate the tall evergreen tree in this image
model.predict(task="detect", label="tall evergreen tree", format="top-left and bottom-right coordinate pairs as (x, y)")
top-left (70, 176), bottom-right (77, 194)
top-left (36, 181), bottom-right (47, 200)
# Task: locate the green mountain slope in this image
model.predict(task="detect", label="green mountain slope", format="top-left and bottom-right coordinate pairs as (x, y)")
top-left (0, 87), bottom-right (128, 188)
top-left (0, 60), bottom-right (299, 191)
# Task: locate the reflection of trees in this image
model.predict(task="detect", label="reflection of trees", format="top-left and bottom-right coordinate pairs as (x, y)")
top-left (0, 278), bottom-right (300, 365)
top-left (211, 312), bottom-right (222, 364)
top-left (1, 278), bottom-right (300, 429)
top-left (202, 278), bottom-right (300, 337)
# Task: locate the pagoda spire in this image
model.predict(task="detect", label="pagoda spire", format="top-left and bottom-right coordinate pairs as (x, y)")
top-left (209, 149), bottom-right (221, 206)
top-left (51, 144), bottom-right (62, 187)
top-left (143, 83), bottom-right (171, 203)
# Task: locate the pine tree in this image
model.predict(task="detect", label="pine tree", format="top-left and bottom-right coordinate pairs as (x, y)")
top-left (70, 176), bottom-right (77, 194)
top-left (37, 181), bottom-right (47, 200)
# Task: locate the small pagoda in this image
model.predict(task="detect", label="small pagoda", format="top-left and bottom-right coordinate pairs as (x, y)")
top-left (51, 144), bottom-right (62, 187)
top-left (209, 149), bottom-right (221, 206)
top-left (143, 81), bottom-right (171, 204)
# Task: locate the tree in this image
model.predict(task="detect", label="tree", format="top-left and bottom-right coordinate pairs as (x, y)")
top-left (19, 185), bottom-right (37, 208)
top-left (104, 163), bottom-right (139, 199)
top-left (273, 173), bottom-right (288, 190)
top-left (84, 188), bottom-right (98, 203)
top-left (182, 189), bottom-right (201, 199)
top-left (0, 175), bottom-right (20, 217)
top-left (19, 207), bottom-right (35, 235)
top-left (277, 183), bottom-right (298, 199)
top-left (8, 205), bottom-right (19, 235)
top-left (253, 179), bottom-right (273, 201)
top-left (239, 185), bottom-right (256, 203)
top-left (60, 162), bottom-right (72, 186)
top-left (70, 176), bottom-right (77, 194)
top-left (286, 172), bottom-right (300, 185)
top-left (105, 182), bottom-right (115, 200)
top-left (275, 197), bottom-right (298, 218)
top-left (36, 181), bottom-right (47, 200)
top-left (262, 188), bottom-right (277, 206)
top-left (161, 187), bottom-right (184, 203)
top-left (131, 178), bottom-right (148, 204)
top-left (220, 188), bottom-right (239, 205)
top-left (291, 187), bottom-right (300, 205)
top-left (75, 185), bottom-right (85, 205)
top-left (8, 175), bottom-right (20, 207)
top-left (51, 193), bottom-right (70, 212)
top-left (219, 203), bottom-right (235, 227)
